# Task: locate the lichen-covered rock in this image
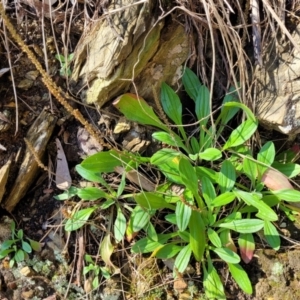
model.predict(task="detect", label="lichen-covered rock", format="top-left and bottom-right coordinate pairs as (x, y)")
top-left (255, 24), bottom-right (300, 137)
top-left (71, 0), bottom-right (189, 106)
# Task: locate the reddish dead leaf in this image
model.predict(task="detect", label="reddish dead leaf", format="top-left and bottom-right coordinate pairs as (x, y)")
top-left (238, 233), bottom-right (255, 264)
top-left (261, 168), bottom-right (293, 190)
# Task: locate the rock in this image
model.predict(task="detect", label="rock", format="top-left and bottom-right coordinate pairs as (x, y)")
top-left (71, 0), bottom-right (189, 106)
top-left (77, 127), bottom-right (103, 157)
top-left (2, 109), bottom-right (57, 212)
top-left (255, 24), bottom-right (300, 137)
top-left (19, 267), bottom-right (34, 277)
top-left (21, 289), bottom-right (34, 299)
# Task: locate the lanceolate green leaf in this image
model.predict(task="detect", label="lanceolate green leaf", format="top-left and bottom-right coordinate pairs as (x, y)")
top-left (114, 207), bottom-right (126, 243)
top-left (151, 149), bottom-right (182, 183)
top-left (219, 160), bottom-right (236, 193)
top-left (15, 249), bottom-right (25, 262)
top-left (270, 189), bottom-right (300, 202)
top-left (222, 102), bottom-right (256, 122)
top-left (199, 148), bottom-right (222, 161)
top-left (176, 201), bottom-right (192, 232)
top-left (179, 158), bottom-right (198, 196)
top-left (182, 67), bottom-right (202, 101)
top-left (131, 234), bottom-right (174, 253)
top-left (195, 166), bottom-right (218, 183)
top-left (264, 220), bottom-right (280, 251)
top-left (152, 132), bottom-right (188, 152)
top-left (203, 258), bottom-right (226, 299)
top-left (75, 165), bottom-right (104, 184)
top-left (161, 83), bottom-right (186, 139)
top-left (150, 148), bottom-right (181, 165)
top-left (80, 150), bottom-right (131, 173)
top-left (211, 192), bottom-right (236, 207)
top-left (207, 228), bottom-right (222, 248)
top-left (218, 219), bottom-right (264, 233)
top-left (27, 239), bottom-right (41, 252)
top-left (189, 211), bottom-right (206, 261)
top-left (213, 247), bottom-right (240, 264)
top-left (201, 176), bottom-right (216, 208)
top-left (228, 263), bottom-right (253, 294)
top-left (65, 207), bottom-right (96, 232)
top-left (234, 190), bottom-right (278, 221)
top-left (131, 206), bottom-right (151, 233)
top-left (113, 93), bottom-right (168, 131)
top-left (174, 244), bottom-right (192, 274)
top-left (220, 87), bottom-right (240, 125)
top-left (195, 85), bottom-right (210, 125)
top-left (243, 156), bottom-right (258, 183)
top-left (271, 162), bottom-right (300, 178)
top-left (257, 141), bottom-right (275, 177)
top-left (257, 141), bottom-right (275, 166)
top-left (21, 241), bottom-right (32, 253)
top-left (146, 222), bottom-right (158, 242)
top-left (223, 119), bottom-right (258, 150)
top-left (134, 192), bottom-right (175, 210)
top-left (154, 243), bottom-right (183, 259)
top-left (77, 187), bottom-right (107, 201)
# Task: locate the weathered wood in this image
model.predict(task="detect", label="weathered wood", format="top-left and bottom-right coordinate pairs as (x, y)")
top-left (3, 109), bottom-right (57, 212)
top-left (255, 24), bottom-right (300, 137)
top-left (71, 0), bottom-right (190, 106)
top-left (0, 155), bottom-right (13, 203)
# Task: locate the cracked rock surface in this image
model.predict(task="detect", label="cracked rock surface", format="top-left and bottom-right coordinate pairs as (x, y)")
top-left (255, 24), bottom-right (300, 138)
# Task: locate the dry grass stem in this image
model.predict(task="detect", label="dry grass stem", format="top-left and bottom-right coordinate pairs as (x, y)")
top-left (24, 138), bottom-right (49, 172)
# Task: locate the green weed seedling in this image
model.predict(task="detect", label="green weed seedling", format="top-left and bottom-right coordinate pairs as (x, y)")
top-left (56, 68), bottom-right (300, 299)
top-left (0, 221), bottom-right (41, 267)
top-left (55, 53), bottom-right (74, 77)
top-left (83, 254), bottom-right (111, 291)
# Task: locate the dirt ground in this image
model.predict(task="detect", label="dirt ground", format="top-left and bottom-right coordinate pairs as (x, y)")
top-left (0, 1), bottom-right (300, 300)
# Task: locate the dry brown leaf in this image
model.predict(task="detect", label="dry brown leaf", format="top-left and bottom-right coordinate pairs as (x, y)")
top-left (84, 277), bottom-right (93, 294)
top-left (55, 138), bottom-right (71, 190)
top-left (114, 166), bottom-right (155, 191)
top-left (262, 168), bottom-right (300, 208)
top-left (173, 276), bottom-right (187, 294)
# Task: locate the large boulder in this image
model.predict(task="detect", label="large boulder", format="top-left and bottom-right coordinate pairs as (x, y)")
top-left (71, 0), bottom-right (190, 106)
top-left (255, 24), bottom-right (300, 138)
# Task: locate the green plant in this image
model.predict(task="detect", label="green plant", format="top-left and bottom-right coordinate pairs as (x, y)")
top-left (55, 53), bottom-right (74, 77)
top-left (83, 254), bottom-right (111, 291)
top-left (0, 221), bottom-right (41, 267)
top-left (56, 68), bottom-right (300, 299)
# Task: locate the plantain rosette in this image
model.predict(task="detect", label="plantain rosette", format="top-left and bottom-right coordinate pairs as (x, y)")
top-left (71, 0), bottom-right (190, 106)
